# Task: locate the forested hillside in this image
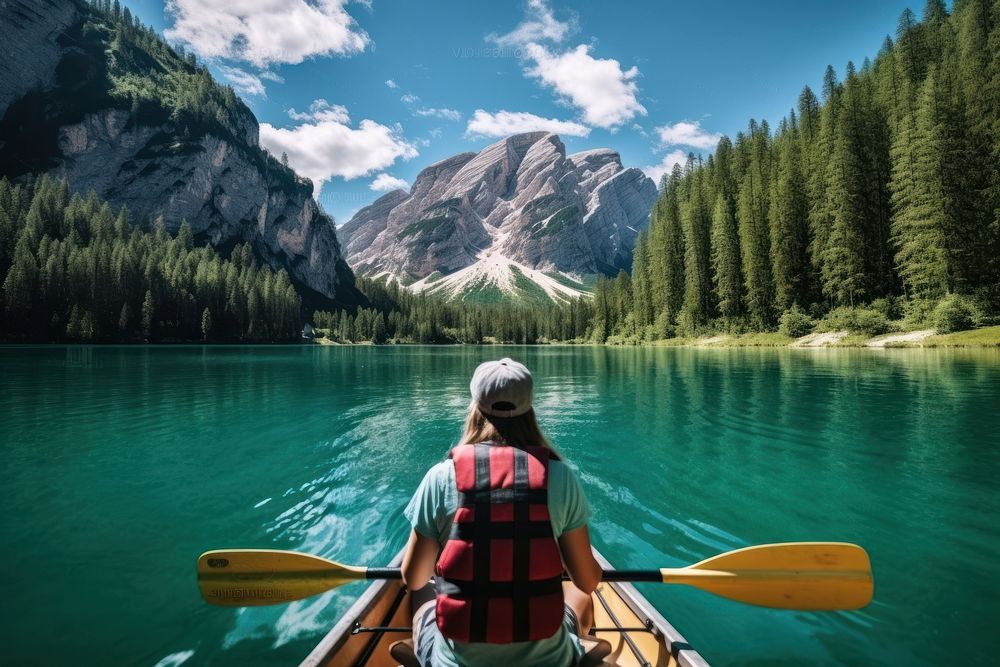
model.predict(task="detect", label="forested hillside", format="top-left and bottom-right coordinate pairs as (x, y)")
top-left (0, 0), bottom-right (360, 311)
top-left (593, 0), bottom-right (1000, 342)
top-left (0, 177), bottom-right (301, 342)
top-left (0, 176), bottom-right (594, 344)
top-left (313, 276), bottom-right (594, 344)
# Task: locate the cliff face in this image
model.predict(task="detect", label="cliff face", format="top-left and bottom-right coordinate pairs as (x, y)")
top-left (0, 0), bottom-right (77, 117)
top-left (338, 132), bottom-right (656, 302)
top-left (0, 0), bottom-right (358, 308)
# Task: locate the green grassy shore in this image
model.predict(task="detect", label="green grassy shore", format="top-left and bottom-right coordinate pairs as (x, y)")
top-left (654, 326), bottom-right (1000, 348)
top-left (313, 325), bottom-right (1000, 348)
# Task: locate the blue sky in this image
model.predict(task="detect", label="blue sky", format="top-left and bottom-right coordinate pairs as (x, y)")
top-left (125, 0), bottom-right (926, 225)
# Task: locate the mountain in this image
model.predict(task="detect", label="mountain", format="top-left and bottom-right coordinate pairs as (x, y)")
top-left (337, 132), bottom-right (657, 304)
top-left (0, 0), bottom-right (359, 310)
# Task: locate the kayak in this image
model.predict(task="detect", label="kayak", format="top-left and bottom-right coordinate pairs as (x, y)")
top-left (299, 547), bottom-right (710, 667)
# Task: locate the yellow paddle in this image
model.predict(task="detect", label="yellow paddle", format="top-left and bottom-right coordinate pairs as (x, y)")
top-left (198, 541), bottom-right (872, 611)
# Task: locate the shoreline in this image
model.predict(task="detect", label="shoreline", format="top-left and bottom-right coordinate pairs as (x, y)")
top-left (606, 325), bottom-right (1000, 349)
top-left (3, 326), bottom-right (998, 349)
top-left (313, 325), bottom-right (1000, 349)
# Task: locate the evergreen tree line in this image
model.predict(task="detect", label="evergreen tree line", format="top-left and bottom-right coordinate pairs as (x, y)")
top-left (0, 176), bottom-right (595, 345)
top-left (0, 176), bottom-right (301, 342)
top-left (596, 0), bottom-right (1000, 342)
top-left (314, 276), bottom-right (595, 344)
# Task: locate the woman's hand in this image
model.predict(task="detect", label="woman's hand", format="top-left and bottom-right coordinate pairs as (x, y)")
top-left (558, 525), bottom-right (602, 594)
top-left (401, 529), bottom-right (440, 590)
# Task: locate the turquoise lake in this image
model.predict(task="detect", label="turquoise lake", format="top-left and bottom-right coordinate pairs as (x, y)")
top-left (1, 345), bottom-right (998, 666)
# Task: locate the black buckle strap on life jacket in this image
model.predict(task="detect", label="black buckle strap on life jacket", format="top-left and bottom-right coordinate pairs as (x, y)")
top-left (435, 577), bottom-right (564, 598)
top-left (512, 443), bottom-right (532, 643)
top-left (470, 443), bottom-right (492, 643)
top-left (448, 520), bottom-right (555, 541)
top-left (457, 488), bottom-right (549, 505)
top-left (435, 442), bottom-right (565, 644)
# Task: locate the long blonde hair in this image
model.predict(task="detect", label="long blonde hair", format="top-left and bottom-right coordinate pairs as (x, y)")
top-left (460, 402), bottom-right (562, 460)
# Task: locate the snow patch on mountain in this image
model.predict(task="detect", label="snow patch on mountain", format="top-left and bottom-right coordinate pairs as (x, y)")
top-left (409, 252), bottom-right (589, 304)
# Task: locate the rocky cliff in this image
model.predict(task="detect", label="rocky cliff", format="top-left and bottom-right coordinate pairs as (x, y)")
top-left (338, 132), bottom-right (656, 303)
top-left (0, 0), bottom-right (359, 309)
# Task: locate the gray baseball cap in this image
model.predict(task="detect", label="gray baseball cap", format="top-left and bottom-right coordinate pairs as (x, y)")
top-left (470, 358), bottom-right (533, 417)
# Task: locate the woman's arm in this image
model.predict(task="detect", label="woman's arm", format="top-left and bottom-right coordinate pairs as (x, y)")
top-left (401, 528), bottom-right (440, 590)
top-left (558, 524), bottom-right (602, 594)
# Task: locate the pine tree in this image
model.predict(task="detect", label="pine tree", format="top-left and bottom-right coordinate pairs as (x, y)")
top-left (818, 63), bottom-right (871, 306)
top-left (891, 64), bottom-right (975, 298)
top-left (630, 231), bottom-right (654, 334)
top-left (797, 86), bottom-right (821, 164)
top-left (711, 195), bottom-right (743, 325)
top-left (875, 35), bottom-right (903, 128)
top-left (648, 165), bottom-right (686, 330)
top-left (808, 66), bottom-right (840, 295)
top-left (858, 61), bottom-right (896, 294)
top-left (201, 307), bottom-right (212, 340)
top-left (177, 220), bottom-right (193, 251)
top-left (373, 312), bottom-right (387, 344)
top-left (141, 289), bottom-right (154, 339)
top-left (118, 302), bottom-right (131, 332)
top-left (769, 123), bottom-right (811, 311)
top-left (591, 277), bottom-right (613, 342)
top-left (737, 120), bottom-right (775, 327)
top-left (680, 169), bottom-right (713, 329)
top-left (955, 0), bottom-right (1000, 298)
top-left (66, 305), bottom-right (81, 339)
top-left (663, 183), bottom-right (687, 325)
top-left (612, 270), bottom-right (633, 336)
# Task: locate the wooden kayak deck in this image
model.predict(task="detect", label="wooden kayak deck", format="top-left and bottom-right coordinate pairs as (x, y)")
top-left (300, 548), bottom-right (709, 667)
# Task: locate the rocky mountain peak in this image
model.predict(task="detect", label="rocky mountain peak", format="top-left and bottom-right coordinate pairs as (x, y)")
top-left (338, 132), bottom-right (657, 303)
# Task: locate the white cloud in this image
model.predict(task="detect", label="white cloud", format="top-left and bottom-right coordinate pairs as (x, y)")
top-left (488, 0), bottom-right (575, 46)
top-left (400, 93), bottom-right (461, 121)
top-left (465, 109), bottom-right (590, 138)
top-left (642, 149), bottom-right (686, 185)
top-left (260, 102), bottom-right (418, 194)
top-left (414, 107), bottom-right (462, 121)
top-left (219, 65), bottom-right (266, 96)
top-left (259, 70), bottom-right (284, 83)
top-left (384, 79), bottom-right (398, 89)
top-left (164, 0), bottom-right (369, 68)
top-left (287, 99), bottom-right (350, 123)
top-left (370, 173), bottom-right (409, 192)
top-left (524, 43), bottom-right (645, 129)
top-left (655, 120), bottom-right (722, 150)
top-left (488, 1), bottom-right (644, 130)
top-left (428, 128), bottom-right (443, 138)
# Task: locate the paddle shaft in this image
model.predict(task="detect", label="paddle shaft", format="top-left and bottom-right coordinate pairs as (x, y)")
top-left (362, 567), bottom-right (663, 582)
top-left (199, 542), bottom-right (873, 610)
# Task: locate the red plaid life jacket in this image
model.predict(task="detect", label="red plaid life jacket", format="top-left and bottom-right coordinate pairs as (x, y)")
top-left (435, 443), bottom-right (565, 643)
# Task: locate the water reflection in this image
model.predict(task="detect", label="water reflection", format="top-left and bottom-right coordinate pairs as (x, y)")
top-left (0, 345), bottom-right (997, 666)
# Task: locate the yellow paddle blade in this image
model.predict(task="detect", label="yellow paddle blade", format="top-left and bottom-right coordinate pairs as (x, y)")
top-left (197, 549), bottom-right (366, 607)
top-left (661, 542), bottom-right (873, 610)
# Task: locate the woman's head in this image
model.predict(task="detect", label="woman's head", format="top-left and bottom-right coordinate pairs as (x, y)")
top-left (461, 403), bottom-right (551, 451)
top-left (462, 358), bottom-right (554, 453)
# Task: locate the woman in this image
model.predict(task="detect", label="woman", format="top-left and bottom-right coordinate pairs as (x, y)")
top-left (401, 358), bottom-right (603, 667)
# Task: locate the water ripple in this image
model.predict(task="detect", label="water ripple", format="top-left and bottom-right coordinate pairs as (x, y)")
top-left (2, 345), bottom-right (998, 666)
